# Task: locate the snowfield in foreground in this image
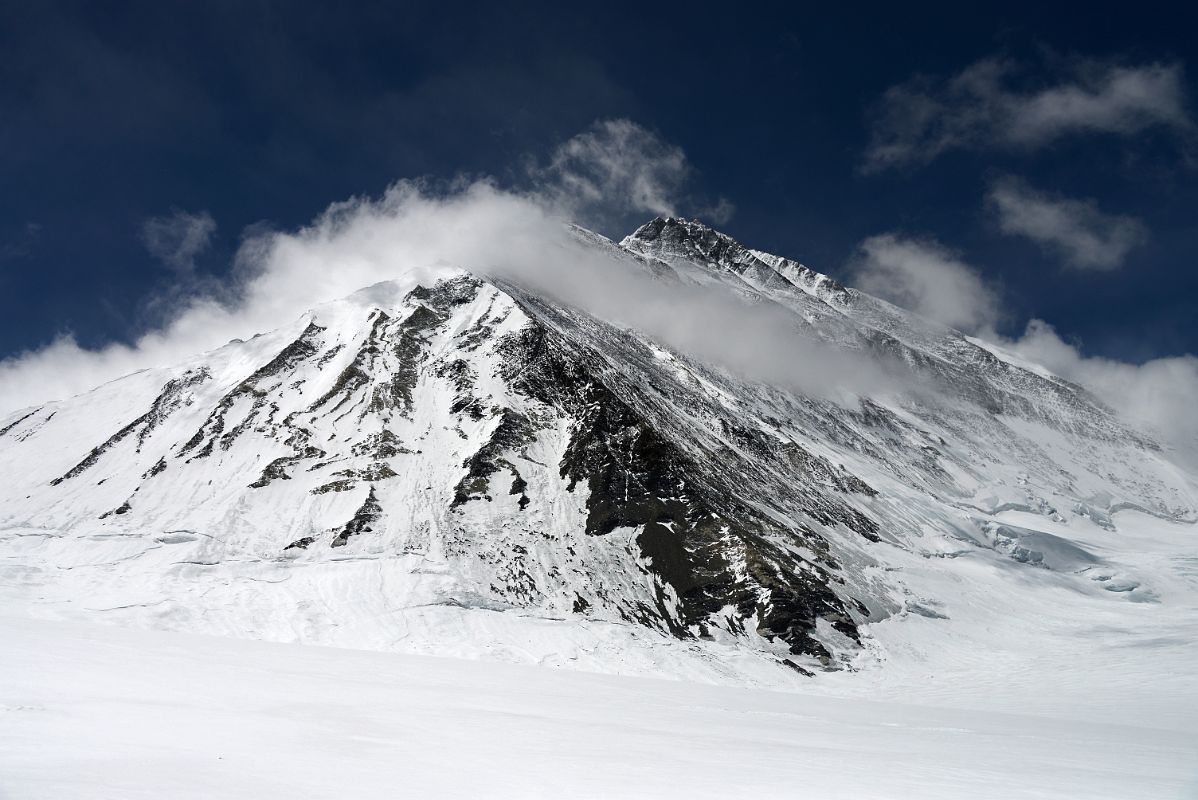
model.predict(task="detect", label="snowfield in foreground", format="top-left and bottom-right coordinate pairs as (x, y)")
top-left (2, 616), bottom-right (1195, 800)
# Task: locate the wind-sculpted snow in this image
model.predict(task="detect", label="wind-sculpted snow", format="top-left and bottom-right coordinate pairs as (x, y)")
top-left (0, 219), bottom-right (1195, 687)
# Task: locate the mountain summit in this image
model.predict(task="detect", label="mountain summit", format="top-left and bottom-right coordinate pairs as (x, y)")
top-left (1, 220), bottom-right (1193, 685)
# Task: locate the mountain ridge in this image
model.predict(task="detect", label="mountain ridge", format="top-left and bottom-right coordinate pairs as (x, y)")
top-left (1, 218), bottom-right (1193, 685)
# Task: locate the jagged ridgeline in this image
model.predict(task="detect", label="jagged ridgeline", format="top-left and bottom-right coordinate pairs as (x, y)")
top-left (0, 218), bottom-right (1189, 677)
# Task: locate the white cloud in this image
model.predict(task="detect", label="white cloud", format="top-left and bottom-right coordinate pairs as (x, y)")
top-left (141, 209), bottom-right (216, 272)
top-left (1008, 62), bottom-right (1190, 144)
top-left (987, 177), bottom-right (1147, 270)
top-left (5, 116), bottom-right (1193, 474)
top-left (530, 118), bottom-right (733, 231)
top-left (0, 121), bottom-right (894, 419)
top-left (537, 119), bottom-right (686, 218)
top-left (864, 57), bottom-right (1191, 171)
top-left (848, 234), bottom-right (1001, 333)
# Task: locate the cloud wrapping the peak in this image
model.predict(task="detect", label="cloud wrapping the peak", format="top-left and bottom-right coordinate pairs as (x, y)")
top-left (141, 209), bottom-right (217, 273)
top-left (0, 122), bottom-right (895, 418)
top-left (864, 57), bottom-right (1192, 170)
top-left (848, 234), bottom-right (1001, 334)
top-left (987, 177), bottom-right (1148, 270)
top-left (4, 112), bottom-right (1192, 474)
top-left (0, 181), bottom-right (567, 416)
top-left (0, 119), bottom-right (724, 415)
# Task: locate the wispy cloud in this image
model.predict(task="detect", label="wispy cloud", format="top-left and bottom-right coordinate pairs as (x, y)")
top-left (696, 196), bottom-right (736, 226)
top-left (863, 56), bottom-right (1192, 171)
top-left (0, 119), bottom-right (755, 416)
top-left (529, 119), bottom-right (733, 231)
top-left (848, 234), bottom-right (1001, 334)
top-left (0, 222), bottom-right (42, 262)
top-left (987, 177), bottom-right (1147, 270)
top-left (4, 115), bottom-right (1192, 470)
top-left (140, 209), bottom-right (217, 273)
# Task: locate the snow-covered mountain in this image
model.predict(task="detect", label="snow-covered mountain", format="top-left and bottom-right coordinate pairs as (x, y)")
top-left (2, 217), bottom-right (1195, 690)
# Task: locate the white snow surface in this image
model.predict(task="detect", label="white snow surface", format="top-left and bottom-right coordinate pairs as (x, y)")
top-left (3, 615), bottom-right (1195, 800)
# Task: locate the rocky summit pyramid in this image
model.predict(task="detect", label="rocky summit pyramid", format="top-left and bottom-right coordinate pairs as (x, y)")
top-left (1, 218), bottom-right (1193, 684)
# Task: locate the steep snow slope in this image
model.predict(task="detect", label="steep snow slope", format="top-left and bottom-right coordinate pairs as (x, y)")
top-left (1, 219), bottom-right (1195, 695)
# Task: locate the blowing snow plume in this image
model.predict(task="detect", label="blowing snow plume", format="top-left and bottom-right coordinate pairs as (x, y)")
top-left (1, 119), bottom-right (1194, 474)
top-left (0, 121), bottom-right (884, 417)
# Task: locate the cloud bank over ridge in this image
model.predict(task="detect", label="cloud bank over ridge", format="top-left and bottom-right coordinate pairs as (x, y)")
top-left (1, 117), bottom-right (1194, 468)
top-left (0, 120), bottom-right (876, 418)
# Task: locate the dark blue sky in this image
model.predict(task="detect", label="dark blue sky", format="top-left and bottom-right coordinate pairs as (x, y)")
top-left (1, 0), bottom-right (1195, 363)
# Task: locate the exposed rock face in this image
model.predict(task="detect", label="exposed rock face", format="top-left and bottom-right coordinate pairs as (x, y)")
top-left (491, 320), bottom-right (867, 659)
top-left (51, 367), bottom-right (211, 485)
top-left (331, 487), bottom-right (383, 547)
top-left (0, 219), bottom-right (1191, 679)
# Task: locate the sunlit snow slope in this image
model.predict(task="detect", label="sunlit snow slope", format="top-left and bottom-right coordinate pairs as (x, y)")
top-left (1, 218), bottom-right (1195, 705)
